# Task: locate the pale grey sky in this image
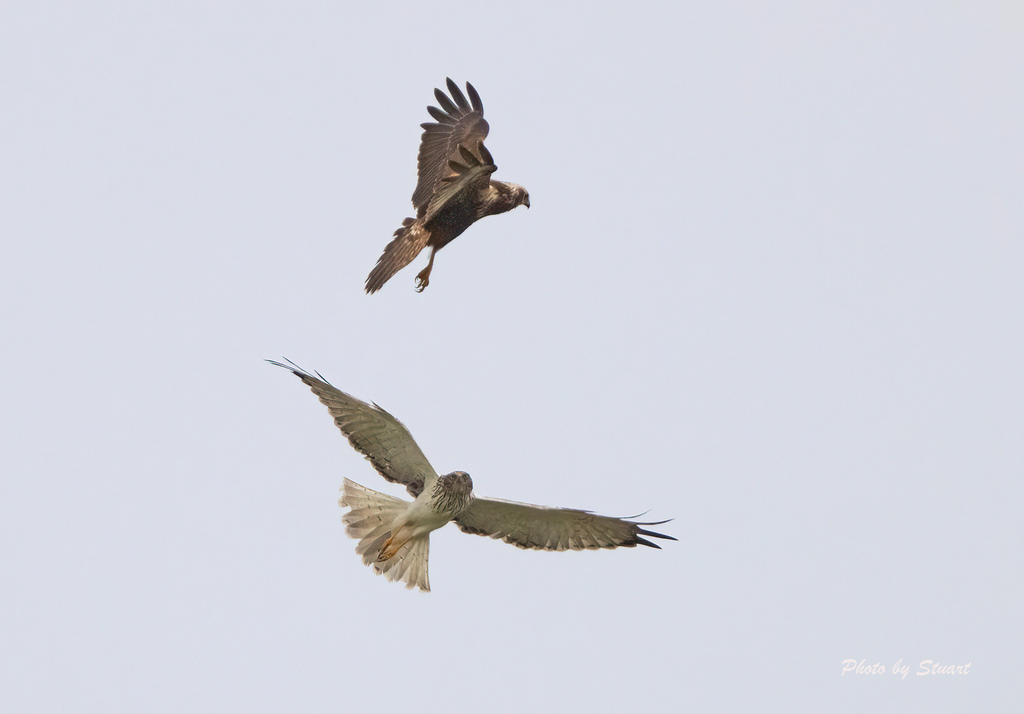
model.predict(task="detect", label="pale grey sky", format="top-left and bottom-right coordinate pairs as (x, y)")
top-left (2, 2), bottom-right (1022, 711)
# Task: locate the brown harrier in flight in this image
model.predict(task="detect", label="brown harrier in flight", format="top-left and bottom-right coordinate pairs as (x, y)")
top-left (271, 360), bottom-right (675, 591)
top-left (364, 79), bottom-right (530, 293)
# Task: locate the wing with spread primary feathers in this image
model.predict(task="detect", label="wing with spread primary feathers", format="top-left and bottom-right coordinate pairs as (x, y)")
top-left (454, 497), bottom-right (677, 551)
top-left (270, 360), bottom-right (437, 497)
top-left (412, 78), bottom-right (490, 213)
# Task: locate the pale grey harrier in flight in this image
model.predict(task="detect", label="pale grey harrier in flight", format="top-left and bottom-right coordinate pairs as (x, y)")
top-left (271, 361), bottom-right (675, 591)
top-left (364, 79), bottom-right (530, 294)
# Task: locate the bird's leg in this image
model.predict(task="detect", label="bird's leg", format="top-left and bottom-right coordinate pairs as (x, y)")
top-left (378, 533), bottom-right (408, 561)
top-left (414, 250), bottom-right (436, 292)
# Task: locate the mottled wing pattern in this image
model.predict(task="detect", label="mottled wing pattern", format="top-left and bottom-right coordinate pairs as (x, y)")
top-left (364, 218), bottom-right (431, 294)
top-left (412, 78), bottom-right (489, 212)
top-left (455, 497), bottom-right (677, 551)
top-left (271, 361), bottom-right (437, 497)
top-left (422, 143), bottom-right (497, 224)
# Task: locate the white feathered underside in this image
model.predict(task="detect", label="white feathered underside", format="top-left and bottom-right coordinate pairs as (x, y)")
top-left (339, 478), bottom-right (431, 592)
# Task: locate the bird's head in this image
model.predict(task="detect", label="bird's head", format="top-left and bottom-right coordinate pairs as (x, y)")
top-left (509, 183), bottom-right (530, 209)
top-left (432, 471), bottom-right (475, 516)
top-left (441, 471), bottom-right (474, 495)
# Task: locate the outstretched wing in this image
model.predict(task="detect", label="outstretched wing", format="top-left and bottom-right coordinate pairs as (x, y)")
top-left (421, 142), bottom-right (497, 224)
top-left (270, 360), bottom-right (437, 497)
top-left (454, 497), bottom-right (676, 551)
top-left (412, 78), bottom-right (490, 213)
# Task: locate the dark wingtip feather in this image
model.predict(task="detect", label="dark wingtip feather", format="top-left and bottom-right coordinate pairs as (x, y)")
top-left (477, 141), bottom-right (494, 166)
top-left (446, 78), bottom-right (469, 109)
top-left (466, 82), bottom-right (483, 113)
top-left (447, 158), bottom-right (468, 173)
top-left (426, 106), bottom-right (455, 124)
top-left (636, 525), bottom-right (678, 546)
top-left (434, 87), bottom-right (457, 114)
top-left (266, 358), bottom-right (331, 386)
top-left (266, 357), bottom-right (301, 375)
top-left (634, 536), bottom-right (662, 549)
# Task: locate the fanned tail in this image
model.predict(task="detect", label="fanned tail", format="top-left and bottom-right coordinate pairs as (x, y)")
top-left (364, 218), bottom-right (430, 294)
top-left (339, 479), bottom-right (431, 591)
